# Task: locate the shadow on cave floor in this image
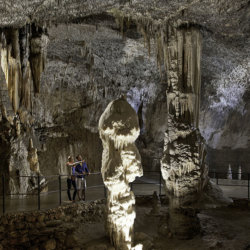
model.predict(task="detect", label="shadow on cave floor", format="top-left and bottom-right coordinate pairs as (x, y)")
top-left (76, 204), bottom-right (250, 250)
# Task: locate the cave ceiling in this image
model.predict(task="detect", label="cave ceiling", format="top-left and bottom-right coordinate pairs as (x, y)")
top-left (0, 0), bottom-right (249, 40)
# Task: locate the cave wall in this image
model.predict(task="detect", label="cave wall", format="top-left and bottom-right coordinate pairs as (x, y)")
top-left (200, 31), bottom-right (250, 173)
top-left (32, 21), bottom-right (165, 175)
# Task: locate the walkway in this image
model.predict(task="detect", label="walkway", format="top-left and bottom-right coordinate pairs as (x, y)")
top-left (0, 172), bottom-right (249, 215)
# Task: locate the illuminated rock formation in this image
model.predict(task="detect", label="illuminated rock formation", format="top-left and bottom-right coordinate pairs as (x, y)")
top-left (99, 97), bottom-right (143, 250)
top-left (159, 25), bottom-right (208, 208)
top-left (0, 25), bottom-right (48, 113)
top-left (115, 20), bottom-right (209, 237)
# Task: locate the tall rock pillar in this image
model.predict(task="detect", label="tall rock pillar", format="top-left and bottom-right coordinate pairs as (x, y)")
top-left (160, 26), bottom-right (207, 238)
top-left (98, 97), bottom-right (143, 250)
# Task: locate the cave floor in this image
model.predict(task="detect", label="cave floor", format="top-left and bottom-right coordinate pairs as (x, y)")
top-left (77, 205), bottom-right (250, 250)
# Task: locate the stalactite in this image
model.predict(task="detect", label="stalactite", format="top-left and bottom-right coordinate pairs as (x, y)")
top-left (0, 24), bottom-right (48, 115)
top-left (109, 8), bottom-right (132, 38)
top-left (0, 29), bottom-right (22, 113)
top-left (30, 24), bottom-right (48, 94)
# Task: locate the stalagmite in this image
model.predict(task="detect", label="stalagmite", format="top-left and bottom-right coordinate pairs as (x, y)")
top-left (0, 29), bottom-right (22, 113)
top-left (227, 164), bottom-right (232, 179)
top-left (99, 97), bottom-right (143, 250)
top-left (27, 138), bottom-right (40, 173)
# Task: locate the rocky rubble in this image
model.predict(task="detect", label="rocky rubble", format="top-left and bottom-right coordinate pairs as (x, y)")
top-left (0, 200), bottom-right (105, 250)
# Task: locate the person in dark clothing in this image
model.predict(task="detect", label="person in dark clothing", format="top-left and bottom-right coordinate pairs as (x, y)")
top-left (75, 154), bottom-right (89, 201)
top-left (66, 156), bottom-right (77, 202)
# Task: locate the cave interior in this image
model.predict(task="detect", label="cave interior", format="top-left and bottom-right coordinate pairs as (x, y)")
top-left (0, 0), bottom-right (249, 250)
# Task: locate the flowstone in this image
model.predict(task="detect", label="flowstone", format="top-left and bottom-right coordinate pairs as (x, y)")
top-left (99, 97), bottom-right (143, 250)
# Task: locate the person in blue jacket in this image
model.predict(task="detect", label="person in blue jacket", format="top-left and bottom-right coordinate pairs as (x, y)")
top-left (75, 154), bottom-right (89, 201)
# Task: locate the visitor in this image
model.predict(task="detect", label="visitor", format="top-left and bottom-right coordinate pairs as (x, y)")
top-left (75, 154), bottom-right (89, 201)
top-left (66, 156), bottom-right (77, 202)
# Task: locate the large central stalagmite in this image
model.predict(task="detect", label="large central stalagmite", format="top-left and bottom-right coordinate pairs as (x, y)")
top-left (160, 25), bottom-right (207, 207)
top-left (99, 97), bottom-right (143, 250)
top-left (159, 25), bottom-right (208, 237)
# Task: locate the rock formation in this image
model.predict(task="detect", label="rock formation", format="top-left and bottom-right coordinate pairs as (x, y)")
top-left (150, 24), bottom-right (208, 238)
top-left (0, 24), bottom-right (48, 195)
top-left (160, 25), bottom-right (208, 209)
top-left (99, 97), bottom-right (143, 250)
top-left (0, 25), bottom-right (48, 112)
top-left (27, 138), bottom-right (40, 173)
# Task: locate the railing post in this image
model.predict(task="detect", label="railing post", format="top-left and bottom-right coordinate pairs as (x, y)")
top-left (37, 174), bottom-right (40, 210)
top-left (104, 186), bottom-right (106, 198)
top-left (2, 175), bottom-right (5, 214)
top-left (159, 171), bottom-right (162, 196)
top-left (83, 177), bottom-right (86, 201)
top-left (59, 175), bottom-right (62, 205)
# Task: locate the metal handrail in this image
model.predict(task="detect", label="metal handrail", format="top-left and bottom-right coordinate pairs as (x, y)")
top-left (209, 171), bottom-right (250, 200)
top-left (1, 171), bottom-right (249, 215)
top-left (0, 171), bottom-right (162, 214)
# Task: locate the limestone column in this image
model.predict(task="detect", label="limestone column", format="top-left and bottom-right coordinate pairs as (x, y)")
top-left (99, 97), bottom-right (143, 250)
top-left (160, 25), bottom-right (207, 238)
